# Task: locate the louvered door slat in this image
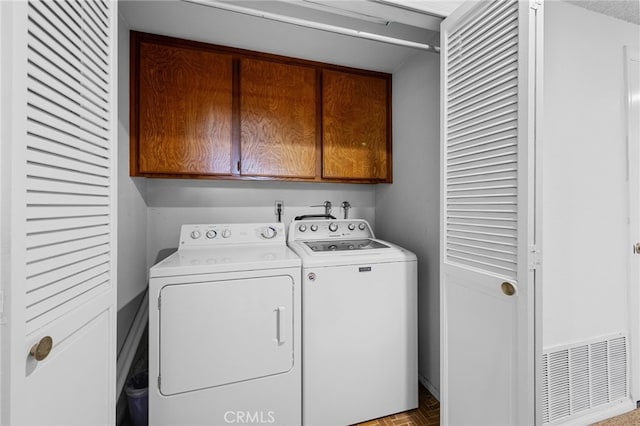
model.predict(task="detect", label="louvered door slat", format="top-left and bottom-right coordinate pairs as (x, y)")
top-left (26, 276), bottom-right (108, 333)
top-left (449, 71), bottom-right (518, 109)
top-left (448, 1), bottom-right (516, 60)
top-left (27, 46), bottom-right (108, 119)
top-left (26, 215), bottom-right (109, 234)
top-left (26, 192), bottom-right (108, 206)
top-left (27, 105), bottom-right (108, 149)
top-left (81, 3), bottom-right (109, 52)
top-left (26, 265), bottom-right (110, 309)
top-left (449, 40), bottom-right (518, 89)
top-left (27, 148), bottom-right (109, 177)
top-left (26, 253), bottom-right (110, 294)
top-left (450, 101), bottom-right (517, 133)
top-left (26, 205), bottom-right (111, 220)
top-left (449, 56), bottom-right (518, 102)
top-left (28, 18), bottom-right (107, 102)
top-left (25, 239), bottom-right (110, 281)
top-left (28, 75), bottom-right (108, 134)
top-left (26, 163), bottom-right (109, 187)
top-left (27, 133), bottom-right (109, 169)
top-left (27, 224), bottom-right (110, 248)
top-left (27, 178), bottom-right (110, 197)
top-left (27, 93), bottom-right (108, 148)
top-left (27, 120), bottom-right (108, 159)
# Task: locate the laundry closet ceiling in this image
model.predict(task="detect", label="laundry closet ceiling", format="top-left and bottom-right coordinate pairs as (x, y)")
top-left (119, 0), bottom-right (457, 72)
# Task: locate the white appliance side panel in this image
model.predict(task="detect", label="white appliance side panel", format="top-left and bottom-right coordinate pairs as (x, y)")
top-left (159, 275), bottom-right (294, 395)
top-left (302, 261), bottom-right (418, 425)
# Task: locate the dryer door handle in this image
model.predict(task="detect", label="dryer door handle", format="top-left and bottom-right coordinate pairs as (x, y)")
top-left (275, 306), bottom-right (287, 346)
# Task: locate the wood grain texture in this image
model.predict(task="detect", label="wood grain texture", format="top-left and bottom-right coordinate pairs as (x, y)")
top-left (137, 41), bottom-right (233, 175)
top-left (240, 59), bottom-right (317, 178)
top-left (322, 70), bottom-right (390, 181)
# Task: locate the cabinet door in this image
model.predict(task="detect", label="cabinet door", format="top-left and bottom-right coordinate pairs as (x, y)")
top-left (322, 70), bottom-right (390, 181)
top-left (137, 42), bottom-right (233, 175)
top-left (240, 59), bottom-right (317, 178)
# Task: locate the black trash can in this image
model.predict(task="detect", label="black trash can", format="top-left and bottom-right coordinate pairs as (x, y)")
top-left (125, 370), bottom-right (148, 426)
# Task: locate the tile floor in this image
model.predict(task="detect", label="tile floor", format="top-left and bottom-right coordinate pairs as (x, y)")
top-left (355, 386), bottom-right (440, 426)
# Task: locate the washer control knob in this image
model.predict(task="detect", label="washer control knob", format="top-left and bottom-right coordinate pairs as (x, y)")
top-left (310, 224), bottom-right (318, 232)
top-left (261, 226), bottom-right (277, 239)
top-left (348, 223), bottom-right (355, 231)
top-left (205, 230), bottom-right (217, 239)
top-left (190, 230), bottom-right (202, 239)
top-left (329, 222), bottom-right (338, 232)
top-left (358, 222), bottom-right (367, 231)
top-left (222, 229), bottom-right (232, 238)
top-left (298, 224), bottom-right (307, 232)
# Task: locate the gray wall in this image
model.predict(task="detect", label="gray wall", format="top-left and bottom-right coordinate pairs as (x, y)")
top-left (117, 12), bottom-right (149, 355)
top-left (146, 179), bottom-right (376, 268)
top-left (377, 51), bottom-right (441, 396)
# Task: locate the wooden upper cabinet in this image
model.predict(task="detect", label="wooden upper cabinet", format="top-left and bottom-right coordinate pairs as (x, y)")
top-left (131, 32), bottom-right (392, 183)
top-left (240, 59), bottom-right (317, 178)
top-left (322, 70), bottom-right (391, 181)
top-left (134, 39), bottom-right (233, 175)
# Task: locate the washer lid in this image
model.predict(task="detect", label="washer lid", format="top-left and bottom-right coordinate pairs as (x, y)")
top-left (150, 245), bottom-right (301, 278)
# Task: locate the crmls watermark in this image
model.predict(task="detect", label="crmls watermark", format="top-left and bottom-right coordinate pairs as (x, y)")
top-left (223, 411), bottom-right (276, 424)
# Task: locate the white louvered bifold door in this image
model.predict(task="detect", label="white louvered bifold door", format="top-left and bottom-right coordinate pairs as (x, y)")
top-left (440, 1), bottom-right (540, 425)
top-left (1, 1), bottom-right (117, 424)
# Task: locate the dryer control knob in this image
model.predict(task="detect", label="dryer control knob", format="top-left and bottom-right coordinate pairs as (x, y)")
top-left (329, 223), bottom-right (338, 232)
top-left (190, 230), bottom-right (202, 239)
top-left (310, 224), bottom-right (318, 232)
top-left (261, 226), bottom-right (277, 239)
top-left (298, 224), bottom-right (307, 232)
top-left (358, 223), bottom-right (367, 231)
top-left (206, 230), bottom-right (217, 239)
top-left (222, 229), bottom-right (232, 238)
top-left (348, 223), bottom-right (356, 231)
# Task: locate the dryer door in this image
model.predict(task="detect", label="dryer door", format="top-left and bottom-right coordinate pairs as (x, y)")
top-left (158, 275), bottom-right (294, 395)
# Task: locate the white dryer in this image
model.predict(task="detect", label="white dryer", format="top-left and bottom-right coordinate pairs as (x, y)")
top-left (149, 223), bottom-right (301, 426)
top-left (287, 219), bottom-right (418, 426)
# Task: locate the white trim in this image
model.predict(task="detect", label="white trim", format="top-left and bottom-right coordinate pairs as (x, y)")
top-left (625, 45), bottom-right (640, 406)
top-left (533, 1), bottom-right (545, 424)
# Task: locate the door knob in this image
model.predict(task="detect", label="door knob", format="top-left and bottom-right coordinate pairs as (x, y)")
top-left (501, 282), bottom-right (516, 296)
top-left (29, 336), bottom-right (53, 361)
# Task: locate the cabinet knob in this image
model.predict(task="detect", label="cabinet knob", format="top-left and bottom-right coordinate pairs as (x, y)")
top-left (30, 336), bottom-right (53, 361)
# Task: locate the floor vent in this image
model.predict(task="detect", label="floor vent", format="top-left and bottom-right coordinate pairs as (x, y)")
top-left (542, 334), bottom-right (628, 424)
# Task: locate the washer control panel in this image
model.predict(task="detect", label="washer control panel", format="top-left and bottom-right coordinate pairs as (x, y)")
top-left (179, 223), bottom-right (284, 248)
top-left (288, 219), bottom-right (374, 241)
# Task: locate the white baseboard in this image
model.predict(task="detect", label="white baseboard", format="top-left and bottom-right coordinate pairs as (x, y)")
top-left (116, 289), bottom-right (149, 397)
top-left (418, 373), bottom-right (440, 401)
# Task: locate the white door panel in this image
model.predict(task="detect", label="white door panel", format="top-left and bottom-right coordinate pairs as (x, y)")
top-left (444, 269), bottom-right (517, 426)
top-left (24, 297), bottom-right (112, 425)
top-left (441, 1), bottom-right (539, 424)
top-left (159, 276), bottom-right (294, 395)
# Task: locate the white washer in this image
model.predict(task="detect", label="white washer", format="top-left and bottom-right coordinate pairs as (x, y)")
top-left (149, 223), bottom-right (301, 426)
top-left (287, 219), bottom-right (418, 426)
